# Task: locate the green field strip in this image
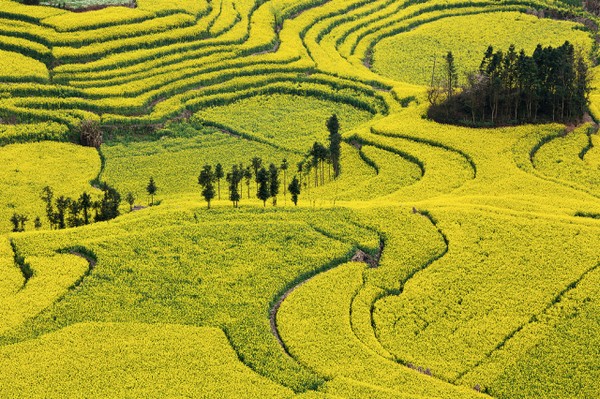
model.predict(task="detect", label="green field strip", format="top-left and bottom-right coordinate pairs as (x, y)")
top-left (52, 15), bottom-right (228, 63)
top-left (334, 145), bottom-right (423, 201)
top-left (370, 11), bottom-right (593, 86)
top-left (0, 2), bottom-right (66, 23)
top-left (350, 131), bottom-right (474, 202)
top-left (0, 100), bottom-right (101, 127)
top-left (323, 377), bottom-right (443, 399)
top-left (56, 48), bottom-right (238, 86)
top-left (0, 322), bottom-right (301, 398)
top-left (209, 0), bottom-right (242, 36)
top-left (1, 208), bottom-right (378, 392)
top-left (456, 261), bottom-right (600, 397)
top-left (454, 260), bottom-right (600, 383)
top-left (0, 141), bottom-right (101, 233)
top-left (0, 51), bottom-right (49, 84)
top-left (511, 122), bottom-right (600, 203)
top-left (11, 68), bottom-right (384, 124)
top-left (348, 0), bottom-right (578, 64)
top-left (349, 283), bottom-right (393, 359)
top-left (277, 261), bottom-right (489, 399)
top-left (303, 142), bottom-right (379, 202)
top-left (40, 7), bottom-right (155, 32)
top-left (293, 0), bottom-right (376, 67)
top-left (78, 58), bottom-right (304, 98)
top-left (532, 124), bottom-right (600, 196)
top-left (346, 1), bottom-right (524, 57)
top-left (0, 122), bottom-right (70, 146)
top-left (0, 251), bottom-right (88, 336)
top-left (373, 208), bottom-right (600, 381)
top-left (370, 127), bottom-right (477, 178)
top-left (333, 0), bottom-right (411, 57)
top-left (192, 92), bottom-right (375, 152)
top-left (0, 35), bottom-right (52, 67)
top-left (50, 13), bottom-right (200, 47)
top-left (583, 132), bottom-right (600, 168)
top-left (39, 0), bottom-right (211, 32)
top-left (0, 19), bottom-right (55, 47)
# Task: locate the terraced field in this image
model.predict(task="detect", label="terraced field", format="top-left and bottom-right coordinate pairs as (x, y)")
top-left (1, 0), bottom-right (599, 398)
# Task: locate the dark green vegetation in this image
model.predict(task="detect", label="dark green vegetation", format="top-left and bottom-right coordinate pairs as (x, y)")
top-left (429, 42), bottom-right (591, 125)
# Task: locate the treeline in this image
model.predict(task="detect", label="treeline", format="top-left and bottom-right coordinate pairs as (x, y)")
top-left (197, 114), bottom-right (343, 208)
top-left (198, 158), bottom-right (295, 208)
top-left (9, 184), bottom-right (122, 233)
top-left (428, 41), bottom-right (591, 125)
top-left (298, 114), bottom-right (342, 190)
top-left (8, 115), bottom-right (344, 231)
top-left (40, 184), bottom-right (121, 229)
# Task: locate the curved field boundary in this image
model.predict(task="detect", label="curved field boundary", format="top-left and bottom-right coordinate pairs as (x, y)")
top-left (270, 246), bottom-right (376, 358)
top-left (369, 210), bottom-right (449, 354)
top-left (9, 239), bottom-right (33, 289)
top-left (370, 127), bottom-right (477, 178)
top-left (518, 127), bottom-right (600, 201)
top-left (454, 261), bottom-right (600, 383)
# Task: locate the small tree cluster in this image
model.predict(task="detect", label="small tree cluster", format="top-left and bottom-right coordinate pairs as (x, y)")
top-left (198, 165), bottom-right (216, 209)
top-left (147, 177), bottom-right (157, 206)
top-left (10, 213), bottom-right (28, 232)
top-left (39, 185), bottom-right (120, 230)
top-left (295, 114), bottom-right (343, 190)
top-left (197, 156), bottom-right (303, 208)
top-left (429, 42), bottom-right (591, 125)
top-left (226, 165), bottom-right (242, 207)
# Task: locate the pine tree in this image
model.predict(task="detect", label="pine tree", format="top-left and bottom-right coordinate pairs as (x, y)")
top-left (256, 167), bottom-right (270, 207)
top-left (126, 192), bottom-right (135, 212)
top-left (281, 159), bottom-right (288, 204)
top-left (226, 165), bottom-right (242, 208)
top-left (10, 213), bottom-right (20, 232)
top-left (269, 163), bottom-right (280, 206)
top-left (311, 142), bottom-right (328, 187)
top-left (198, 165), bottom-right (216, 209)
top-left (244, 166), bottom-right (252, 199)
top-left (96, 187), bottom-right (121, 222)
top-left (18, 214), bottom-right (28, 232)
top-left (445, 51), bottom-right (458, 100)
top-left (55, 196), bottom-right (69, 229)
top-left (288, 176), bottom-right (301, 206)
top-left (147, 177), bottom-right (157, 206)
top-left (574, 51), bottom-right (591, 118)
top-left (67, 198), bottom-right (82, 228)
top-left (251, 156), bottom-right (262, 193)
top-left (296, 161), bottom-right (304, 189)
top-left (41, 186), bottom-right (55, 229)
top-left (215, 163), bottom-right (224, 201)
top-left (327, 114), bottom-right (342, 178)
top-left (79, 192), bottom-right (92, 223)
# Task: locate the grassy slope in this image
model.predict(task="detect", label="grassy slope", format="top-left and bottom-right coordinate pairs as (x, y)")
top-left (0, 0), bottom-right (599, 398)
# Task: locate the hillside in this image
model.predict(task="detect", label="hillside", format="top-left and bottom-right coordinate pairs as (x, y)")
top-left (0, 0), bottom-right (599, 398)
